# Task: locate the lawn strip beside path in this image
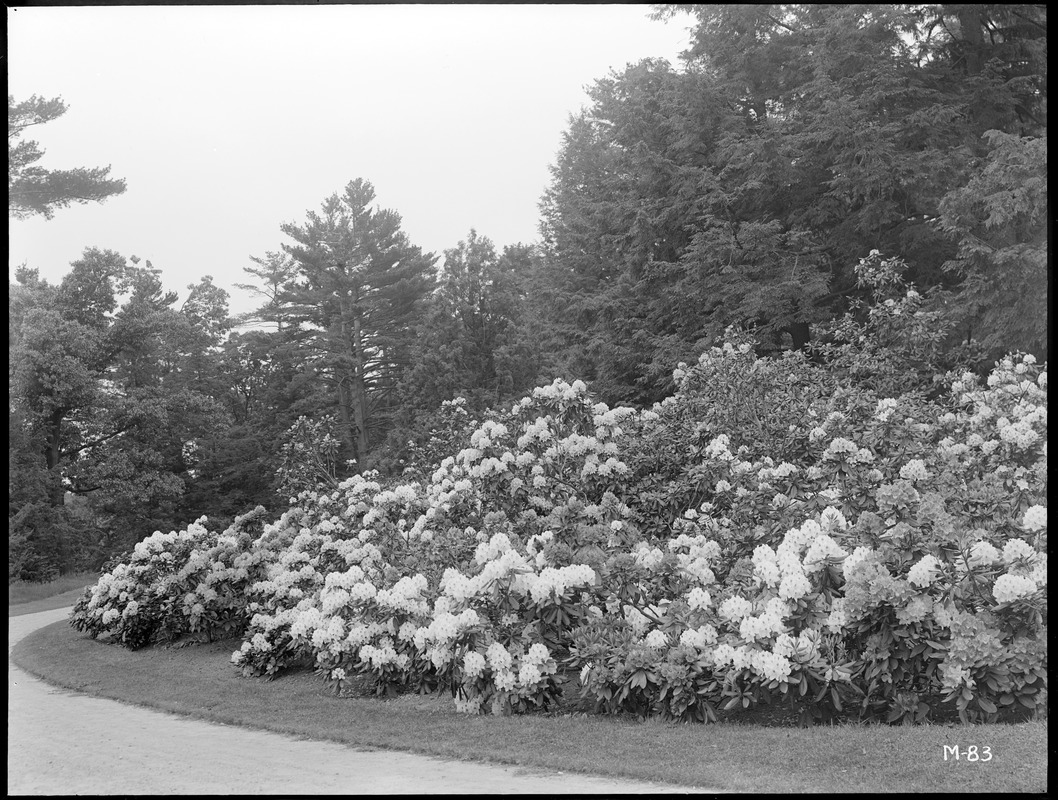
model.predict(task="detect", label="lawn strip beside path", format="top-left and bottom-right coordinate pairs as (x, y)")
top-left (11, 607), bottom-right (1049, 793)
top-left (8, 608), bottom-right (705, 795)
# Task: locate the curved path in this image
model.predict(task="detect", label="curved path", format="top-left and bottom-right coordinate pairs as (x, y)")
top-left (8, 608), bottom-right (704, 794)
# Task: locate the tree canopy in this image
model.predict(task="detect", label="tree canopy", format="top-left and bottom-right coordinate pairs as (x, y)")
top-left (8, 94), bottom-right (127, 219)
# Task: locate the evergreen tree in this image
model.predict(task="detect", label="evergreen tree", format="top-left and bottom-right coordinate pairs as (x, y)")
top-left (8, 94), bottom-right (126, 219)
top-left (245, 179), bottom-right (437, 468)
top-left (401, 230), bottom-right (539, 412)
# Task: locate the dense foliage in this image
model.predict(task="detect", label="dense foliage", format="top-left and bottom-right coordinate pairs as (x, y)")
top-left (536, 3), bottom-right (1047, 404)
top-left (12, 4), bottom-right (1047, 625)
top-left (71, 262), bottom-right (1047, 724)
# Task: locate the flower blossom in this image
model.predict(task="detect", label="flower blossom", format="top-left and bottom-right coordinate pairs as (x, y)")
top-left (968, 541), bottom-right (1001, 567)
top-left (1022, 505), bottom-right (1047, 532)
top-left (907, 554), bottom-right (941, 588)
top-left (778, 572), bottom-right (812, 600)
top-left (718, 596), bottom-right (754, 622)
top-left (463, 650), bottom-right (487, 679)
top-left (1001, 538), bottom-right (1036, 565)
top-left (899, 459), bottom-right (930, 481)
top-left (686, 586), bottom-right (712, 610)
top-left (644, 629), bottom-right (669, 649)
top-left (993, 574), bottom-right (1038, 603)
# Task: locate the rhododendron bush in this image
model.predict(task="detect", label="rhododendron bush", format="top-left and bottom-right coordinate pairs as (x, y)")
top-left (72, 293), bottom-right (1047, 726)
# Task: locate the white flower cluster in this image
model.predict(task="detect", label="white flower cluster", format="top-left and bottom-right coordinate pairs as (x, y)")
top-left (644, 629), bottom-right (669, 649)
top-left (633, 544), bottom-right (665, 571)
top-left (823, 437), bottom-right (859, 460)
top-left (757, 461), bottom-right (799, 482)
top-left (819, 507), bottom-right (848, 533)
top-left (414, 608), bottom-right (482, 660)
top-left (516, 418), bottom-right (553, 453)
top-left (486, 641), bottom-right (512, 672)
top-left (686, 586), bottom-right (712, 610)
top-left (474, 532), bottom-right (513, 564)
top-left (528, 564), bottom-right (596, 604)
top-left (898, 459), bottom-right (930, 481)
top-left (529, 378), bottom-right (589, 404)
top-left (997, 418), bottom-right (1040, 449)
top-left (375, 574), bottom-right (430, 615)
top-left (907, 554), bottom-right (941, 588)
top-left (1001, 538), bottom-right (1037, 565)
top-left (324, 564), bottom-right (367, 590)
top-left (802, 533), bottom-right (846, 574)
top-left (591, 404), bottom-right (636, 439)
top-left (525, 530), bottom-right (554, 559)
top-left (718, 595), bottom-right (754, 622)
top-left (875, 398), bottom-right (898, 422)
top-left (624, 606), bottom-right (651, 636)
top-left (679, 624), bottom-right (717, 651)
top-left (842, 546), bottom-right (875, 581)
top-left (289, 606), bottom-right (323, 640)
top-left (463, 650), bottom-right (487, 678)
top-left (346, 581), bottom-right (377, 604)
top-left (579, 453), bottom-right (628, 478)
top-left (320, 586), bottom-right (351, 615)
top-left (825, 598), bottom-right (849, 633)
top-left (1022, 505), bottom-right (1047, 532)
top-left (517, 661), bottom-right (545, 688)
top-left (310, 616), bottom-right (347, 651)
top-left (992, 574), bottom-right (1038, 603)
top-left (360, 640), bottom-right (409, 671)
top-left (752, 545), bottom-right (781, 587)
top-left (544, 432), bottom-right (614, 463)
top-left (713, 644), bottom-right (793, 683)
top-left (939, 662), bottom-right (974, 690)
top-left (968, 541), bottom-right (1001, 567)
top-left (738, 606), bottom-right (786, 642)
top-left (705, 434), bottom-right (734, 461)
top-left (1030, 561), bottom-right (1047, 588)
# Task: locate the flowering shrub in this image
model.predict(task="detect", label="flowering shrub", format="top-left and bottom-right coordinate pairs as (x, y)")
top-left (70, 269), bottom-right (1047, 726)
top-left (70, 507), bottom-right (272, 649)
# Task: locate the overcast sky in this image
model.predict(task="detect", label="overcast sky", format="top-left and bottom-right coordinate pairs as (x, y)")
top-left (8, 4), bottom-right (692, 318)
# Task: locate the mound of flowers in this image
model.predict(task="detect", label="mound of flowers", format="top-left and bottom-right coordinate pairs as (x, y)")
top-left (71, 329), bottom-right (1047, 725)
top-left (68, 245), bottom-right (1049, 732)
top-left (71, 506), bottom-right (274, 649)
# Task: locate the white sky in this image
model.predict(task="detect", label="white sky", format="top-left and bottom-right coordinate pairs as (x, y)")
top-left (8, 4), bottom-right (692, 318)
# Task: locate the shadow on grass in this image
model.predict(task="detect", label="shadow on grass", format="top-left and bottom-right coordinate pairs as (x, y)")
top-left (10, 616), bottom-right (1048, 794)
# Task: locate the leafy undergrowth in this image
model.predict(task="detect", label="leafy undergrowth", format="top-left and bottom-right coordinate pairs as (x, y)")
top-left (12, 618), bottom-right (1048, 794)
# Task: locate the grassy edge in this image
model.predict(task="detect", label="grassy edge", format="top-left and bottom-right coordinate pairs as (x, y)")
top-left (9, 573), bottom-right (98, 607)
top-left (11, 619), bottom-right (713, 790)
top-left (10, 616), bottom-right (1048, 794)
top-left (9, 587), bottom-right (91, 617)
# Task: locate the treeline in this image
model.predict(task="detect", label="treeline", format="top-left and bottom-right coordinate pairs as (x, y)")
top-left (8, 4), bottom-right (1047, 579)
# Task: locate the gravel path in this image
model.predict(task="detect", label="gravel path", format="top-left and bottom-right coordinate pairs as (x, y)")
top-left (8, 608), bottom-right (704, 795)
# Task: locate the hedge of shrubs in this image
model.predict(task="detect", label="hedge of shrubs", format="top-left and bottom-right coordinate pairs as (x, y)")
top-left (71, 259), bottom-right (1047, 726)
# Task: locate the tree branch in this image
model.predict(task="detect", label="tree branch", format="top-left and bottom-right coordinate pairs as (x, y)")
top-left (60, 425), bottom-right (133, 458)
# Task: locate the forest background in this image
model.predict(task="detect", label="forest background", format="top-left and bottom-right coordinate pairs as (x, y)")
top-left (9, 3), bottom-right (1048, 581)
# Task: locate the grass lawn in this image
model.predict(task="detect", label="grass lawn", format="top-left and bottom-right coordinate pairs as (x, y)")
top-left (10, 602), bottom-right (1047, 794)
top-left (9, 572), bottom-right (97, 610)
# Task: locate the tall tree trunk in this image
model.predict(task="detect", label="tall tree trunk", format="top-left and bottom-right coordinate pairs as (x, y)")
top-left (786, 321), bottom-right (811, 351)
top-left (43, 409), bottom-right (65, 506)
top-left (335, 292), bottom-right (364, 469)
top-left (955, 5), bottom-right (986, 75)
top-left (343, 284), bottom-right (371, 464)
top-left (335, 374), bottom-right (358, 466)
